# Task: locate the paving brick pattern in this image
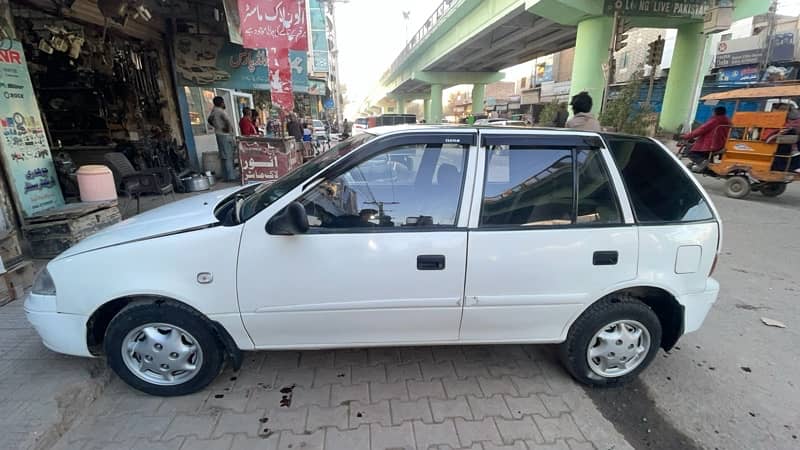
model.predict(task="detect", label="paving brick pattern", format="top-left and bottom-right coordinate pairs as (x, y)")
top-left (50, 345), bottom-right (614, 450)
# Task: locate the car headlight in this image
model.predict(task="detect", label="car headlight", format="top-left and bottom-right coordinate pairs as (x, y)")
top-left (32, 268), bottom-right (56, 295)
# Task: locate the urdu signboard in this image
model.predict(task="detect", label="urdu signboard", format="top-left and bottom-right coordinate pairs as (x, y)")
top-left (604, 0), bottom-right (710, 19)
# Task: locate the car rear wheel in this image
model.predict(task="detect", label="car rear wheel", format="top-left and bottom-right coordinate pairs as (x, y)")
top-left (105, 302), bottom-right (224, 396)
top-left (760, 182), bottom-right (787, 197)
top-left (560, 296), bottom-right (662, 387)
top-left (724, 176), bottom-right (751, 199)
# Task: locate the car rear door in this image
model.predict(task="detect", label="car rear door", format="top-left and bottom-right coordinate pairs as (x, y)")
top-left (236, 131), bottom-right (478, 347)
top-left (460, 130), bottom-right (638, 342)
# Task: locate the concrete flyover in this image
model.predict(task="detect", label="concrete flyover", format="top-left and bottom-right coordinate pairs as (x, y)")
top-left (370, 0), bottom-right (769, 130)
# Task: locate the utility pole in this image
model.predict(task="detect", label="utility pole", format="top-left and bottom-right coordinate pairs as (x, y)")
top-left (760, 0), bottom-right (778, 77)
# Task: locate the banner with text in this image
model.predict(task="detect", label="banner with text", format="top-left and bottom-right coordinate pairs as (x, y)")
top-left (238, 0), bottom-right (308, 51)
top-left (290, 50), bottom-right (309, 93)
top-left (269, 47), bottom-right (294, 111)
top-left (604, 0), bottom-right (709, 19)
top-left (0, 41), bottom-right (64, 217)
top-left (175, 35), bottom-right (269, 90)
top-left (309, 0), bottom-right (330, 73)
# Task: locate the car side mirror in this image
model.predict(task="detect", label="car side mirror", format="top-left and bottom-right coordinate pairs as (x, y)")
top-left (266, 202), bottom-right (309, 235)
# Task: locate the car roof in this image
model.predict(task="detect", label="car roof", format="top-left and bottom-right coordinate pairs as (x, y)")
top-left (363, 124), bottom-right (610, 136)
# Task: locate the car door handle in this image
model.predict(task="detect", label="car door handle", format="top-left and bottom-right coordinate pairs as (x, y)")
top-left (593, 251), bottom-right (619, 266)
top-left (417, 255), bottom-right (445, 270)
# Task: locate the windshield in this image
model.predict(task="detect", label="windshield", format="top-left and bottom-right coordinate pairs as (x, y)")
top-left (238, 133), bottom-right (376, 222)
top-left (313, 120), bottom-right (324, 128)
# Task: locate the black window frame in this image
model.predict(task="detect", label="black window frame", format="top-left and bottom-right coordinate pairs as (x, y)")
top-left (476, 134), bottom-right (625, 230)
top-left (297, 132), bottom-right (476, 234)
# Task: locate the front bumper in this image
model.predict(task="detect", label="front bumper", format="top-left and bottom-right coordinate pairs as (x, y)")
top-left (24, 293), bottom-right (93, 357)
top-left (681, 278), bottom-right (720, 334)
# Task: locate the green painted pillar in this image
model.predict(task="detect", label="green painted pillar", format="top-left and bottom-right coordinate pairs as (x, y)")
top-left (395, 95), bottom-right (406, 114)
top-left (429, 84), bottom-right (443, 123)
top-left (471, 84), bottom-right (485, 115)
top-left (424, 99), bottom-right (431, 123)
top-left (660, 22), bottom-right (705, 132)
top-left (568, 16), bottom-right (613, 116)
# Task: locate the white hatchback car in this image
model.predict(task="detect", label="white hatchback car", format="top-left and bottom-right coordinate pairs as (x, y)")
top-left (26, 126), bottom-right (721, 396)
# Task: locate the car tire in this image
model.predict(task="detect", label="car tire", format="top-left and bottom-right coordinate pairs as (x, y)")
top-left (104, 301), bottom-right (224, 396)
top-left (724, 176), bottom-right (751, 199)
top-left (559, 295), bottom-right (662, 387)
top-left (759, 182), bottom-right (786, 197)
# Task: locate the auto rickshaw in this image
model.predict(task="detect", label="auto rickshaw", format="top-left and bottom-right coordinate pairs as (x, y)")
top-left (689, 85), bottom-right (800, 199)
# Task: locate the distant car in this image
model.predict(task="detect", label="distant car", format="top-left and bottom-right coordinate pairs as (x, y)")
top-left (475, 118), bottom-right (526, 127)
top-left (352, 117), bottom-right (368, 135)
top-left (26, 126), bottom-right (721, 396)
top-left (312, 120), bottom-right (328, 140)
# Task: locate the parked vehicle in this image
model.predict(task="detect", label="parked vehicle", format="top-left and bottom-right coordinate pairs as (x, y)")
top-left (691, 85), bottom-right (800, 198)
top-left (312, 119), bottom-right (328, 141)
top-left (26, 126), bottom-right (721, 396)
top-left (352, 117), bottom-right (368, 135)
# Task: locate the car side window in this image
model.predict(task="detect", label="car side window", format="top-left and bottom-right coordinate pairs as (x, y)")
top-left (576, 150), bottom-right (621, 224)
top-left (606, 137), bottom-right (713, 223)
top-left (299, 143), bottom-right (467, 230)
top-left (481, 146), bottom-right (574, 226)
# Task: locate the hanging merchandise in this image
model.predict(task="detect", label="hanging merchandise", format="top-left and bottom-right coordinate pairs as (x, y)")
top-left (0, 41), bottom-right (65, 217)
top-left (238, 0), bottom-right (308, 51)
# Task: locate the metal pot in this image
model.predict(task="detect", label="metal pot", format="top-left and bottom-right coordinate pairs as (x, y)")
top-left (181, 175), bottom-right (210, 192)
top-left (206, 174), bottom-right (216, 186)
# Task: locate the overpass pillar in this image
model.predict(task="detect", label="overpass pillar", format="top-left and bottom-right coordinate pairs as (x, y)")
top-left (568, 15), bottom-right (613, 116)
top-left (660, 22), bottom-right (704, 132)
top-left (430, 84), bottom-right (443, 123)
top-left (394, 95), bottom-right (407, 114)
top-left (471, 84), bottom-right (485, 115)
top-left (424, 99), bottom-right (431, 123)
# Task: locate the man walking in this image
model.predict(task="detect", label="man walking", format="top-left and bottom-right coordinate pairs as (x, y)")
top-left (207, 96), bottom-right (237, 181)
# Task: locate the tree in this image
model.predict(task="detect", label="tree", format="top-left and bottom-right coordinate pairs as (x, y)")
top-left (537, 100), bottom-right (561, 126)
top-left (600, 71), bottom-right (656, 135)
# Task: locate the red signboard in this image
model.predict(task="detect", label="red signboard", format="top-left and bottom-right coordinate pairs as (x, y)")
top-left (238, 138), bottom-right (301, 184)
top-left (268, 47), bottom-right (294, 111)
top-left (238, 0), bottom-right (308, 51)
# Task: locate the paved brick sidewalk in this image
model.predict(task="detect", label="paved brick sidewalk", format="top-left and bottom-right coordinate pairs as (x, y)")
top-left (0, 301), bottom-right (110, 450)
top-left (50, 344), bottom-right (632, 450)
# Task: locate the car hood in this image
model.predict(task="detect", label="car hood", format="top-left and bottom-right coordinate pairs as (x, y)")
top-left (56, 186), bottom-right (245, 260)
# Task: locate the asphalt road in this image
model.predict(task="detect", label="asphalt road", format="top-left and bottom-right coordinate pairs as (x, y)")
top-left (596, 176), bottom-right (799, 450)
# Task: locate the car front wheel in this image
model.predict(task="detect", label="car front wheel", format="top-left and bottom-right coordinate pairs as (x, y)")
top-left (104, 302), bottom-right (224, 396)
top-left (560, 296), bottom-right (662, 386)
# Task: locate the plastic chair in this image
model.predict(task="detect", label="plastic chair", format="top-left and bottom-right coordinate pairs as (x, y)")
top-left (104, 152), bottom-right (175, 214)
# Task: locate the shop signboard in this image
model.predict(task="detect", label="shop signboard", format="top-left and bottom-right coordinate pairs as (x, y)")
top-left (717, 65), bottom-right (759, 82)
top-left (222, 0), bottom-right (243, 45)
top-left (323, 97), bottom-right (336, 110)
top-left (238, 0), bottom-right (308, 51)
top-left (307, 80), bottom-right (327, 96)
top-left (175, 35), bottom-right (269, 90)
top-left (0, 41), bottom-right (64, 217)
top-left (238, 138), bottom-right (300, 184)
top-left (309, 0), bottom-right (330, 73)
top-left (290, 50), bottom-right (308, 93)
top-left (604, 0), bottom-right (709, 19)
top-left (714, 35), bottom-right (763, 68)
top-left (534, 56), bottom-right (554, 84)
top-left (770, 32), bottom-right (795, 62)
top-left (269, 47), bottom-right (294, 111)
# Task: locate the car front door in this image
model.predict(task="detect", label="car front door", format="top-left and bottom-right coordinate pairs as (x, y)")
top-left (237, 132), bottom-right (477, 347)
top-left (460, 131), bottom-right (638, 342)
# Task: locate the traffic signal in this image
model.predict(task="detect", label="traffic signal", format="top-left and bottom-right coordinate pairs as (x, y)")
top-left (646, 35), bottom-right (666, 67)
top-left (615, 18), bottom-right (632, 52)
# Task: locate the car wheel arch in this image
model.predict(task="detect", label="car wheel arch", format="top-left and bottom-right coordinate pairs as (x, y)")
top-left (86, 295), bottom-right (243, 370)
top-left (566, 286), bottom-right (684, 351)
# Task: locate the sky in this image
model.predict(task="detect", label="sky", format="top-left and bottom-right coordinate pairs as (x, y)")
top-left (334, 0), bottom-right (800, 119)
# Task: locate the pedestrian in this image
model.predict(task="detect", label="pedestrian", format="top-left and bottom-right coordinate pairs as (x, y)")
top-left (553, 103), bottom-right (569, 128)
top-left (565, 91), bottom-right (601, 131)
top-left (207, 96), bottom-right (237, 181)
top-left (239, 107), bottom-right (258, 136)
top-left (341, 118), bottom-right (351, 138)
top-left (287, 114), bottom-right (303, 142)
top-left (680, 106), bottom-right (731, 172)
top-left (251, 108), bottom-right (262, 135)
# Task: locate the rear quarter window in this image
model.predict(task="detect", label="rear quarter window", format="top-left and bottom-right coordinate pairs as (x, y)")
top-left (605, 137), bottom-right (714, 223)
